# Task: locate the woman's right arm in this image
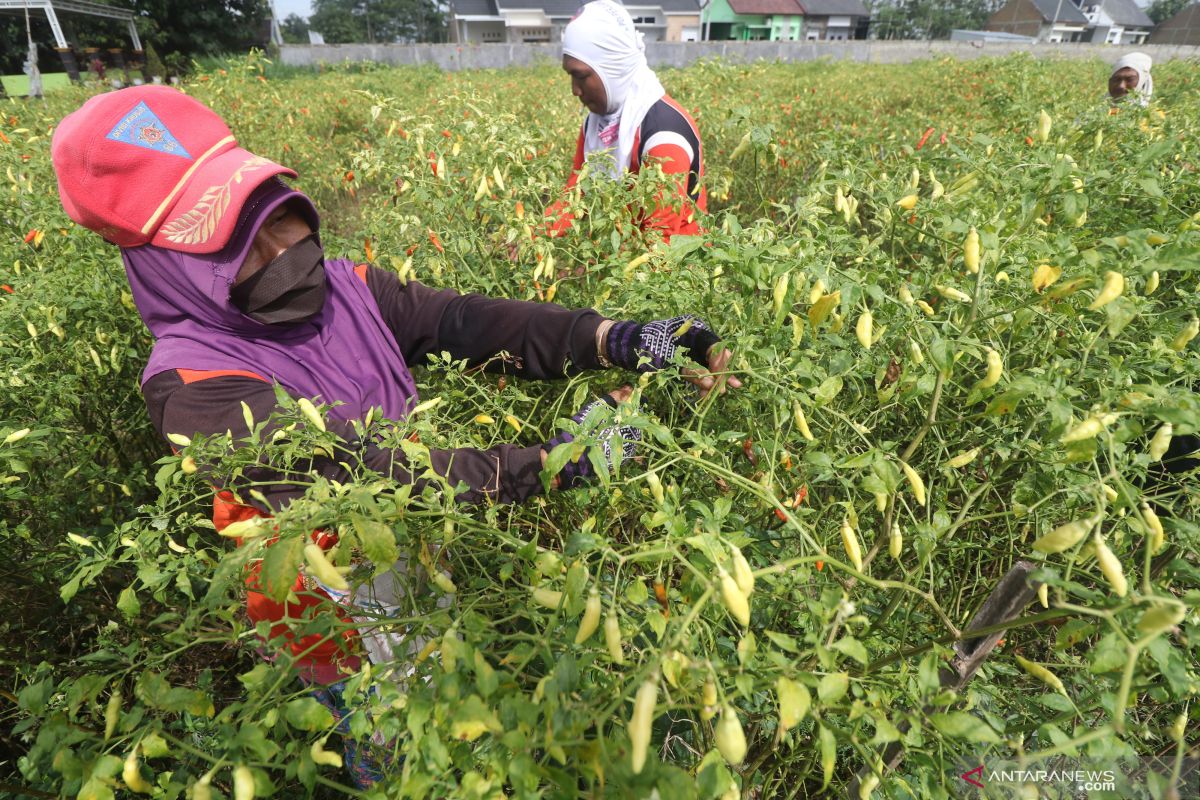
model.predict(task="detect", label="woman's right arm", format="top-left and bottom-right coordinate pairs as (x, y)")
top-left (145, 370), bottom-right (548, 512)
top-left (368, 267), bottom-right (606, 380)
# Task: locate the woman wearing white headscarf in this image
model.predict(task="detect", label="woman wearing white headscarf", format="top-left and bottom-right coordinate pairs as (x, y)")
top-left (1109, 52), bottom-right (1153, 106)
top-left (546, 0), bottom-right (706, 242)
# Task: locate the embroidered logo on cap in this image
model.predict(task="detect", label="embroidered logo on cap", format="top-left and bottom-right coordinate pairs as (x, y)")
top-left (159, 156), bottom-right (272, 245)
top-left (106, 101), bottom-right (192, 159)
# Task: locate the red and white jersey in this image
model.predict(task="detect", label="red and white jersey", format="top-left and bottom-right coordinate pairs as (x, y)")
top-left (546, 94), bottom-right (707, 241)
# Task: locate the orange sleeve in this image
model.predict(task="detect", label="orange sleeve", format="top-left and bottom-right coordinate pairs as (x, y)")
top-left (640, 141), bottom-right (704, 241)
top-left (544, 125), bottom-right (587, 238)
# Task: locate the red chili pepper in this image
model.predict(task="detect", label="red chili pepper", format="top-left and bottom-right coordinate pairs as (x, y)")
top-left (939, 132), bottom-right (948, 145)
top-left (428, 230), bottom-right (444, 253)
top-left (343, 170), bottom-right (354, 183)
top-left (364, 240), bottom-right (374, 263)
top-left (1025, 136), bottom-right (1035, 146)
top-left (0, 130), bottom-right (9, 144)
top-left (428, 151), bottom-right (439, 177)
top-left (795, 484), bottom-right (808, 505)
top-left (916, 126), bottom-right (935, 150)
top-left (1, 285), bottom-right (12, 294)
top-left (653, 581), bottom-right (669, 617)
top-left (816, 560), bottom-right (824, 572)
top-left (23, 229), bottom-right (38, 244)
top-left (441, 129), bottom-right (452, 138)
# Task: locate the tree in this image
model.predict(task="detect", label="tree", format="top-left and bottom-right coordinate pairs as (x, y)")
top-left (1146, 0), bottom-right (1190, 23)
top-left (309, 0), bottom-right (447, 43)
top-left (40, 0), bottom-right (275, 65)
top-left (127, 0), bottom-right (273, 58)
top-left (281, 13), bottom-right (311, 43)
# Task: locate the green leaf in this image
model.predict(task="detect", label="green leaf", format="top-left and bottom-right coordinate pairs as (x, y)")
top-left (285, 697), bottom-right (335, 732)
top-left (817, 672), bottom-right (849, 704)
top-left (116, 586), bottom-right (140, 620)
top-left (139, 732), bottom-right (170, 759)
top-left (696, 749), bottom-right (735, 798)
top-left (1090, 632), bottom-right (1127, 673)
top-left (764, 630), bottom-right (800, 653)
top-left (929, 712), bottom-right (1000, 743)
top-left (646, 607), bottom-right (668, 641)
top-left (928, 334), bottom-right (953, 374)
top-left (1055, 619), bottom-right (1096, 650)
top-left (776, 676), bottom-right (810, 732)
top-left (261, 535), bottom-right (305, 602)
top-left (818, 724), bottom-right (836, 789)
top-left (1147, 638), bottom-right (1191, 696)
top-left (871, 457), bottom-right (902, 492)
top-left (352, 514), bottom-right (398, 570)
top-left (450, 694), bottom-right (502, 742)
top-left (238, 663), bottom-right (276, 693)
top-left (984, 389), bottom-right (1028, 416)
top-left (542, 440), bottom-right (582, 492)
top-left (838, 450), bottom-right (874, 469)
top-left (832, 637), bottom-right (868, 666)
top-left (625, 579), bottom-right (649, 605)
top-left (474, 651), bottom-right (499, 697)
top-left (870, 715), bottom-right (902, 744)
top-left (813, 375), bottom-right (843, 405)
top-left (1104, 297), bottom-right (1137, 337)
top-left (77, 778), bottom-right (115, 800)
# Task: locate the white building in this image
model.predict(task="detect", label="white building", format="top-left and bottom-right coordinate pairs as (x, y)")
top-left (449, 0), bottom-right (702, 43)
top-left (1080, 0), bottom-right (1153, 44)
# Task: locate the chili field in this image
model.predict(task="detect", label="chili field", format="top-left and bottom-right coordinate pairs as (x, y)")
top-left (2, 52), bottom-right (1200, 799)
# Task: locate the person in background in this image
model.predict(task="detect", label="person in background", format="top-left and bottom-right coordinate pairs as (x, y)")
top-left (50, 85), bottom-right (739, 787)
top-left (548, 0), bottom-right (706, 241)
top-left (1109, 52), bottom-right (1153, 106)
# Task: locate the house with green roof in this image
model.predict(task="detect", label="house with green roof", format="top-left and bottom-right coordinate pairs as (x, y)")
top-left (702, 0), bottom-right (868, 41)
top-left (702, 0), bottom-right (805, 40)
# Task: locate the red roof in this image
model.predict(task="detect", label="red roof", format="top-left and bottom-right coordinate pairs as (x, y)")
top-left (728, 0), bottom-right (804, 14)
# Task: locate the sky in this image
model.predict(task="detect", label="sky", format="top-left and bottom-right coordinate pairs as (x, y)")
top-left (272, 0), bottom-right (313, 20)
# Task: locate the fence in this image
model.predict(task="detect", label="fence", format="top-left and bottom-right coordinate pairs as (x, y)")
top-left (279, 39), bottom-right (1200, 71)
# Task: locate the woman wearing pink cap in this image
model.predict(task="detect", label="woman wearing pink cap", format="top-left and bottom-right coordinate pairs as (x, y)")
top-left (51, 85), bottom-right (739, 786)
top-left (546, 0), bottom-right (706, 242)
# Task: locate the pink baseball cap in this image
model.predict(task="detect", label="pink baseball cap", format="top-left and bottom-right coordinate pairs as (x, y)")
top-left (51, 85), bottom-right (296, 254)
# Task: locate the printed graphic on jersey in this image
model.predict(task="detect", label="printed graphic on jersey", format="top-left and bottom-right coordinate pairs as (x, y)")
top-left (106, 101), bottom-right (192, 159)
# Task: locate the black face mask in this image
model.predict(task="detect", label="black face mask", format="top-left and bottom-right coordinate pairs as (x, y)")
top-left (230, 233), bottom-right (326, 325)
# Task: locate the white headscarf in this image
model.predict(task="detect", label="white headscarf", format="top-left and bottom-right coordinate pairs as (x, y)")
top-left (562, 0), bottom-right (666, 179)
top-left (1112, 52), bottom-right (1153, 106)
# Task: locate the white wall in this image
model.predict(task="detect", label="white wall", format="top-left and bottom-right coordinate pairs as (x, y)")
top-left (281, 40), bottom-right (1200, 71)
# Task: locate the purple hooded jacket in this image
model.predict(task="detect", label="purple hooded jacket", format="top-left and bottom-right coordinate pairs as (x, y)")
top-left (121, 179), bottom-right (418, 422)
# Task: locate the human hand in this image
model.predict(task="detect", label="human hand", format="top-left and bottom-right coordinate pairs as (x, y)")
top-left (603, 316), bottom-right (742, 398)
top-left (542, 385), bottom-right (639, 490)
top-left (683, 344), bottom-right (743, 399)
